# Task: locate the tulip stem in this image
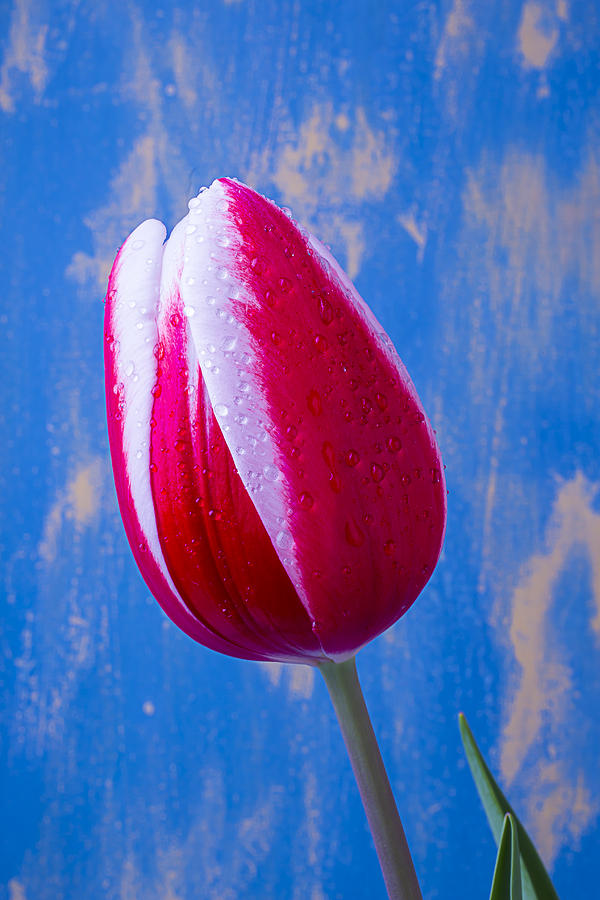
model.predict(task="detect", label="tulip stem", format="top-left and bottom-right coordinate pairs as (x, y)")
top-left (318, 656), bottom-right (422, 900)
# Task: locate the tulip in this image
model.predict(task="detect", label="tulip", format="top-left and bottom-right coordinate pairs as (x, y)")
top-left (104, 178), bottom-right (446, 899)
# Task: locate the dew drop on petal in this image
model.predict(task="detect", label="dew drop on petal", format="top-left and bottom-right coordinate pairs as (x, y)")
top-left (263, 464), bottom-right (280, 482)
top-left (125, 361), bottom-right (135, 377)
top-left (371, 463), bottom-right (384, 483)
top-left (214, 403), bottom-right (228, 417)
top-left (132, 239), bottom-right (145, 250)
top-left (345, 519), bottom-right (365, 547)
top-left (276, 529), bottom-right (293, 550)
top-left (344, 449), bottom-right (360, 467)
top-left (220, 335), bottom-right (237, 351)
top-left (183, 305), bottom-right (196, 317)
top-left (307, 389), bottom-right (322, 416)
top-left (318, 297), bottom-right (334, 325)
top-left (299, 491), bottom-right (314, 509)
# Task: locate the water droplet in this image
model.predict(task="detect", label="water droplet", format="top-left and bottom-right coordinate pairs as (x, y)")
top-left (344, 449), bottom-right (360, 467)
top-left (188, 197), bottom-right (201, 210)
top-left (345, 519), bottom-right (365, 547)
top-left (384, 540), bottom-right (395, 556)
top-left (216, 198), bottom-right (229, 212)
top-left (322, 441), bottom-right (336, 469)
top-left (342, 566), bottom-right (351, 576)
top-left (299, 491), bottom-right (314, 509)
top-left (361, 397), bottom-right (372, 414)
top-left (250, 256), bottom-right (267, 275)
top-left (371, 463), bottom-right (384, 483)
top-left (185, 224), bottom-right (197, 235)
top-left (276, 529), bottom-right (293, 550)
top-left (216, 266), bottom-right (228, 280)
top-left (216, 234), bottom-right (231, 247)
top-left (401, 473), bottom-right (412, 486)
top-left (220, 335), bottom-right (237, 351)
top-left (318, 297), bottom-right (334, 325)
top-left (285, 424), bottom-right (298, 441)
top-left (151, 384), bottom-right (162, 398)
top-left (186, 276), bottom-right (195, 287)
top-left (307, 389), bottom-right (322, 416)
top-left (214, 403), bottom-right (228, 417)
top-left (128, 300), bottom-right (136, 309)
top-left (431, 468), bottom-right (441, 484)
top-left (329, 473), bottom-right (342, 493)
top-left (387, 436), bottom-right (402, 453)
top-left (314, 334), bottom-right (328, 353)
top-left (136, 450), bottom-right (143, 459)
top-left (170, 313), bottom-right (181, 327)
top-left (263, 464), bottom-right (280, 482)
top-left (375, 392), bottom-right (388, 410)
top-left (183, 305), bottom-right (196, 317)
top-left (132, 239), bottom-right (144, 250)
top-left (278, 277), bottom-right (292, 293)
top-left (135, 321), bottom-right (143, 330)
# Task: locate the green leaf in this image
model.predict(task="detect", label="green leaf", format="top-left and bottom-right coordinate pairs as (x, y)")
top-left (489, 814), bottom-right (522, 900)
top-left (458, 713), bottom-right (560, 900)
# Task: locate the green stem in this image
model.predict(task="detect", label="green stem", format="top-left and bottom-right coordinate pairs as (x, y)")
top-left (318, 656), bottom-right (422, 900)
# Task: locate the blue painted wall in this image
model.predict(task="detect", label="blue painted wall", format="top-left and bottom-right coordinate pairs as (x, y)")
top-left (1, 1), bottom-right (599, 897)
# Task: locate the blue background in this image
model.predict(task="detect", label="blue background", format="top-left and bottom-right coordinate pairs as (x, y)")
top-left (1, 0), bottom-right (599, 897)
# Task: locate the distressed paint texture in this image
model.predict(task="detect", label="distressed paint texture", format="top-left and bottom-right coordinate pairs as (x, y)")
top-left (1, 0), bottom-right (599, 898)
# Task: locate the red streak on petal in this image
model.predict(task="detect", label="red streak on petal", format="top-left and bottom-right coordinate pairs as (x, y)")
top-left (220, 179), bottom-right (446, 657)
top-left (104, 256), bottom-right (266, 660)
top-left (149, 290), bottom-right (322, 662)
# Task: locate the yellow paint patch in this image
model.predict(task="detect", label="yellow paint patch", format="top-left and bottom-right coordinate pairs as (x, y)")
top-left (434, 0), bottom-right (476, 82)
top-left (457, 147), bottom-right (600, 600)
top-left (67, 135), bottom-right (159, 292)
top-left (398, 212), bottom-right (427, 262)
top-left (500, 473), bottom-right (600, 863)
top-left (247, 102), bottom-right (396, 278)
top-left (260, 660), bottom-right (315, 699)
top-left (517, 3), bottom-right (559, 69)
top-left (8, 880), bottom-right (26, 900)
top-left (0, 0), bottom-right (49, 113)
top-left (39, 458), bottom-right (104, 564)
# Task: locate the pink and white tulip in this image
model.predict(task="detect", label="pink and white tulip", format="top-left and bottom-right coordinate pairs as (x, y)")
top-left (104, 178), bottom-right (446, 664)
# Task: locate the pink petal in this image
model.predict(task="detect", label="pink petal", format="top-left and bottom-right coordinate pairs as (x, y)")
top-left (148, 219), bottom-right (323, 662)
top-left (104, 219), bottom-right (274, 660)
top-left (177, 180), bottom-right (446, 658)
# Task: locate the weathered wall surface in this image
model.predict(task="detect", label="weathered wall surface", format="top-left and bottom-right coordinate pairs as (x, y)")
top-left (1, 1), bottom-right (598, 897)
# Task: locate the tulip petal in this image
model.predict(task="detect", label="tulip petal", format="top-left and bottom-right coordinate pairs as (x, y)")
top-left (104, 219), bottom-right (274, 660)
top-left (177, 180), bottom-right (446, 658)
top-left (148, 217), bottom-right (323, 662)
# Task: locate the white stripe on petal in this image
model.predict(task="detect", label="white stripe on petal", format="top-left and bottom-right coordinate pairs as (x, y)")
top-left (178, 181), bottom-right (311, 615)
top-left (110, 218), bottom-right (193, 616)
